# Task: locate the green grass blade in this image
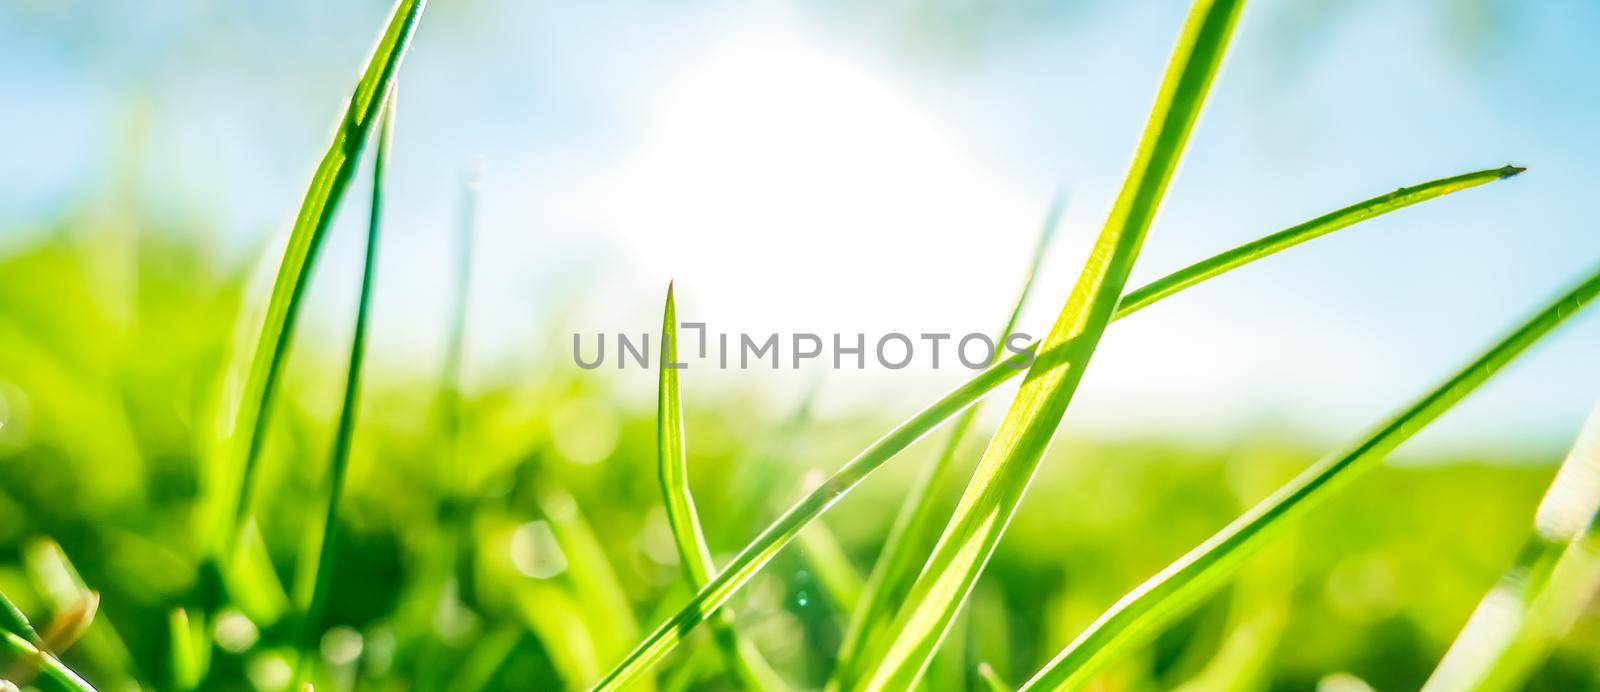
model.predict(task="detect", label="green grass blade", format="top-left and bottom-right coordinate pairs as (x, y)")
top-left (515, 582), bottom-right (603, 683)
top-left (0, 631), bottom-right (95, 692)
top-left (590, 166), bottom-right (1505, 690)
top-left (167, 608), bottom-right (203, 691)
top-left (386, 167), bottom-right (479, 683)
top-left (222, 522), bottom-right (291, 624)
top-left (436, 166), bottom-right (478, 486)
top-left (454, 624), bottom-right (523, 692)
top-left (796, 522), bottom-right (864, 614)
top-left (1423, 404), bottom-right (1600, 691)
top-left (657, 283), bottom-right (787, 690)
top-left (657, 282), bottom-right (716, 588)
top-left (0, 590), bottom-right (88, 692)
top-left (1468, 513), bottom-right (1600, 691)
top-left (592, 348), bottom-right (1024, 690)
top-left (0, 588), bottom-right (41, 646)
top-left (1021, 263), bottom-right (1600, 691)
top-left (218, 0), bottom-right (425, 556)
top-left (978, 662), bottom-right (1010, 692)
top-left (832, 193), bottom-right (1064, 687)
top-left (854, 1), bottom-right (1245, 686)
top-left (540, 487), bottom-right (648, 670)
top-left (291, 88), bottom-right (396, 689)
top-left (23, 539), bottom-right (139, 686)
top-left (1116, 165), bottom-right (1524, 317)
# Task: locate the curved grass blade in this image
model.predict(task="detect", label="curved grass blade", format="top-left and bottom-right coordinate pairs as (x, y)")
top-left (657, 283), bottom-right (787, 690)
top-left (589, 170), bottom-right (1509, 690)
top-left (0, 631), bottom-right (95, 692)
top-left (832, 193), bottom-right (1064, 687)
top-left (1021, 262), bottom-right (1600, 691)
top-left (1116, 165), bottom-right (1523, 316)
top-left (1423, 403), bottom-right (1600, 691)
top-left (854, 1), bottom-right (1246, 686)
top-left (291, 88), bottom-right (396, 689)
top-left (217, 0), bottom-right (426, 557)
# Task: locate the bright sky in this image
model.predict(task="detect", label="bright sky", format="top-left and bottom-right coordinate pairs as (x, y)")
top-left (3, 0), bottom-right (1598, 456)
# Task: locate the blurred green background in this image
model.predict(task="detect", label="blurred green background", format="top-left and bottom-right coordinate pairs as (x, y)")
top-left (4, 0), bottom-right (1600, 690)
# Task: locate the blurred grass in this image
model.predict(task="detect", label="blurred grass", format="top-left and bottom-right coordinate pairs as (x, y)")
top-left (1, 220), bottom-right (1597, 689)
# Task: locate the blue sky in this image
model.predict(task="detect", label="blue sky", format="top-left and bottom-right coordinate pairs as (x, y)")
top-left (3, 0), bottom-right (1598, 456)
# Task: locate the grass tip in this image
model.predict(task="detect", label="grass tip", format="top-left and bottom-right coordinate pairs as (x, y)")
top-left (1499, 165), bottom-right (1527, 178)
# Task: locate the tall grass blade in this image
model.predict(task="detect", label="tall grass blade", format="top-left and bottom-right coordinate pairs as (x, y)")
top-left (0, 631), bottom-right (95, 692)
top-left (590, 167), bottom-right (1508, 690)
top-left (1021, 263), bottom-right (1600, 690)
top-left (1423, 403), bottom-right (1600, 691)
top-left (854, 1), bottom-right (1245, 686)
top-left (656, 283), bottom-right (787, 690)
top-left (291, 88), bottom-right (396, 689)
top-left (832, 193), bottom-right (1064, 687)
top-left (217, 0), bottom-right (425, 556)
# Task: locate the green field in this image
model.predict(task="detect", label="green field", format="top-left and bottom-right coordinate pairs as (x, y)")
top-left (4, 0), bottom-right (1600, 690)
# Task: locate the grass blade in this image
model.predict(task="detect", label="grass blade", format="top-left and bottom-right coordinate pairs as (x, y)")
top-left (657, 283), bottom-right (787, 690)
top-left (217, 0), bottom-right (425, 556)
top-left (541, 486), bottom-right (647, 668)
top-left (167, 608), bottom-right (204, 691)
top-left (978, 662), bottom-right (1010, 692)
top-left (389, 167), bottom-right (480, 677)
top-left (23, 540), bottom-right (138, 685)
top-left (1021, 263), bottom-right (1600, 690)
top-left (853, 1), bottom-right (1246, 686)
top-left (0, 589), bottom-right (41, 646)
top-left (436, 166), bottom-right (479, 487)
top-left (796, 521), bottom-right (864, 615)
top-left (1117, 165), bottom-right (1523, 316)
top-left (1467, 511), bottom-right (1600, 690)
top-left (291, 88), bottom-right (396, 688)
top-left (1423, 403), bottom-right (1600, 691)
top-left (832, 193), bottom-right (1064, 687)
top-left (590, 167), bottom-right (1508, 690)
top-left (0, 589), bottom-right (90, 692)
top-left (0, 631), bottom-right (95, 692)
